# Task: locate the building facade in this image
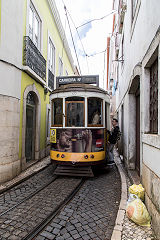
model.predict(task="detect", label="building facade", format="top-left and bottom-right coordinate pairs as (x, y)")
top-left (108, 0), bottom-right (160, 237)
top-left (0, 0), bottom-right (75, 183)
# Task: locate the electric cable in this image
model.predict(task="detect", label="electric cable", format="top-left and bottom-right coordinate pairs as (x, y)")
top-left (76, 10), bottom-right (117, 29)
top-left (64, 5), bottom-right (82, 75)
top-left (65, 8), bottom-right (89, 73)
top-left (87, 49), bottom-right (107, 57)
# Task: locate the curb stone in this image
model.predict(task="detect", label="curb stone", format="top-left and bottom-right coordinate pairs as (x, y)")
top-left (111, 153), bottom-right (128, 240)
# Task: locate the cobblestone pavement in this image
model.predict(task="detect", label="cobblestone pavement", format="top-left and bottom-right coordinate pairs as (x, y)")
top-left (0, 153), bottom-right (158, 240)
top-left (35, 167), bottom-right (121, 240)
top-left (0, 165), bottom-right (55, 214)
top-left (0, 156), bottom-right (51, 193)
top-left (0, 177), bottom-right (82, 239)
top-left (113, 150), bottom-right (157, 240)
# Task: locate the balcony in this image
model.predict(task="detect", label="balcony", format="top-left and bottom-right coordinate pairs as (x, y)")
top-left (48, 69), bottom-right (54, 90)
top-left (23, 36), bottom-right (46, 81)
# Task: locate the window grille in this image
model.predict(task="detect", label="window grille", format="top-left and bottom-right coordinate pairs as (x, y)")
top-left (150, 59), bottom-right (158, 133)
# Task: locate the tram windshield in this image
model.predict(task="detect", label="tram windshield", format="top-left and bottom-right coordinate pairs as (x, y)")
top-left (88, 97), bottom-right (103, 126)
top-left (66, 97), bottom-right (84, 127)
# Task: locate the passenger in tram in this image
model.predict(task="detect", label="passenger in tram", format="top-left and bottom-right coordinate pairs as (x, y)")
top-left (91, 111), bottom-right (100, 125)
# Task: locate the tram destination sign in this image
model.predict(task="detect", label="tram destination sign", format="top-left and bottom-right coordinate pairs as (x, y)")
top-left (56, 75), bottom-right (99, 88)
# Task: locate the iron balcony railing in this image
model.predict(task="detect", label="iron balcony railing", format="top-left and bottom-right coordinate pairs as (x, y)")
top-left (48, 69), bottom-right (54, 90)
top-left (23, 36), bottom-right (46, 81)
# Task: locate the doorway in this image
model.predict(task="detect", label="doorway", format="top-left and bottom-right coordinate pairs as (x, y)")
top-left (25, 92), bottom-right (36, 162)
top-left (136, 87), bottom-right (140, 175)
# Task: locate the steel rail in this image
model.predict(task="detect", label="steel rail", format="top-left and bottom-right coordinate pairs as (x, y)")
top-left (0, 176), bottom-right (57, 217)
top-left (22, 178), bottom-right (86, 240)
top-left (0, 162), bottom-right (52, 194)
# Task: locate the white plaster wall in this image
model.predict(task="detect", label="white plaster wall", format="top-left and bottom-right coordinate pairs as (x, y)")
top-left (0, 62), bottom-right (21, 99)
top-left (0, 95), bottom-right (21, 183)
top-left (0, 0), bottom-right (24, 68)
top-left (115, 0), bottom-right (160, 170)
top-left (0, 0), bottom-right (23, 183)
top-left (143, 144), bottom-right (160, 178)
top-left (117, 0), bottom-right (160, 105)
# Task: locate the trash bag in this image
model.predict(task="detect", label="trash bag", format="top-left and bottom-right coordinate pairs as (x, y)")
top-left (129, 184), bottom-right (145, 201)
top-left (126, 194), bottom-right (151, 227)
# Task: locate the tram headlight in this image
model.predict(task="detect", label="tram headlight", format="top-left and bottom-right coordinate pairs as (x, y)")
top-left (84, 155), bottom-right (88, 159)
top-left (90, 154), bottom-right (94, 159)
top-left (61, 154), bottom-right (65, 158)
top-left (56, 154), bottom-right (60, 158)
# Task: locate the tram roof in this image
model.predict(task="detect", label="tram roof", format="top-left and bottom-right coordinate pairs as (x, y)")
top-left (51, 83), bottom-right (109, 95)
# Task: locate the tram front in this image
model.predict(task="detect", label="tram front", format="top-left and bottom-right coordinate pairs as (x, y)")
top-left (50, 76), bottom-right (110, 175)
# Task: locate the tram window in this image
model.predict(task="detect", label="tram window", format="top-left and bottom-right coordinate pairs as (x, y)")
top-left (52, 98), bottom-right (63, 126)
top-left (88, 98), bottom-right (103, 126)
top-left (66, 98), bottom-right (84, 127)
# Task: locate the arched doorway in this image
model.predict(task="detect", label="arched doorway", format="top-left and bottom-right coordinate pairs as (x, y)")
top-left (25, 92), bottom-right (36, 162)
top-left (129, 63), bottom-right (141, 176)
top-left (22, 84), bottom-right (41, 170)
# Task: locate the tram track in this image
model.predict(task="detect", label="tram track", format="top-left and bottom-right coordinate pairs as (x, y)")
top-left (0, 176), bottom-right (57, 217)
top-left (0, 165), bottom-right (55, 215)
top-left (0, 175), bottom-right (85, 240)
top-left (23, 178), bottom-right (85, 240)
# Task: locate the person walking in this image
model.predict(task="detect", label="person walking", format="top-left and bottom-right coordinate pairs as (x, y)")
top-left (106, 118), bottom-right (120, 166)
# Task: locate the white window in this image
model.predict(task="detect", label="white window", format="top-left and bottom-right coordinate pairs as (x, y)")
top-left (48, 38), bottom-right (55, 73)
top-left (59, 57), bottom-right (63, 76)
top-left (29, 2), bottom-right (41, 50)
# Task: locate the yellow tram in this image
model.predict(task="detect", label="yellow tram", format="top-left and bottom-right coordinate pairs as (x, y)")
top-left (50, 75), bottom-right (110, 176)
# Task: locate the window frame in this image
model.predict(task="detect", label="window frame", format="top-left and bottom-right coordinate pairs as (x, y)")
top-left (150, 59), bottom-right (158, 134)
top-left (87, 97), bottom-right (103, 127)
top-left (48, 37), bottom-right (55, 74)
top-left (28, 1), bottom-right (41, 50)
top-left (65, 100), bottom-right (85, 127)
top-left (51, 98), bottom-right (63, 127)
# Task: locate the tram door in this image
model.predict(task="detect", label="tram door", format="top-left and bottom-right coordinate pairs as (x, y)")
top-left (25, 92), bottom-right (36, 162)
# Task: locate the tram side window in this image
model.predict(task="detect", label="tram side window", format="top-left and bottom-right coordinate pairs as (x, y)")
top-left (52, 98), bottom-right (63, 126)
top-left (66, 98), bottom-right (84, 127)
top-left (88, 98), bottom-right (103, 126)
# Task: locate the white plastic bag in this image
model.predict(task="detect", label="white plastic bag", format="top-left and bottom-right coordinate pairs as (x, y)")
top-left (126, 194), bottom-right (151, 227)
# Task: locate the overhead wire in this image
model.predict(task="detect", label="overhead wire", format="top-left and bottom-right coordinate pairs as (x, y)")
top-left (65, 8), bottom-right (89, 74)
top-left (60, 0), bottom-right (115, 77)
top-left (76, 10), bottom-right (117, 29)
top-left (64, 5), bottom-right (82, 75)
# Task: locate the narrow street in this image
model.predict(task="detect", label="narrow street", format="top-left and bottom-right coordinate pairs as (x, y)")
top-left (0, 0), bottom-right (160, 239)
top-left (0, 152), bottom-right (156, 240)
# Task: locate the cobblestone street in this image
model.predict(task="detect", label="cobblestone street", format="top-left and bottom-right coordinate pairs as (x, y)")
top-left (35, 167), bottom-right (121, 240)
top-left (0, 153), bottom-right (157, 240)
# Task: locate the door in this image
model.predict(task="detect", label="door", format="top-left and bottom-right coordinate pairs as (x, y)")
top-left (25, 104), bottom-right (36, 162)
top-left (25, 105), bottom-right (35, 161)
top-left (136, 90), bottom-right (140, 175)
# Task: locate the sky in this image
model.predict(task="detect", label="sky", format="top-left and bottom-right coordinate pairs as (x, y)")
top-left (54, 0), bottom-right (114, 89)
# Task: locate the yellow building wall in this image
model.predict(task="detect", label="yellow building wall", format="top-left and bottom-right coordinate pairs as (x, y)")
top-left (33, 0), bottom-right (74, 75)
top-left (19, 0), bottom-right (74, 159)
top-left (19, 72), bottom-right (50, 159)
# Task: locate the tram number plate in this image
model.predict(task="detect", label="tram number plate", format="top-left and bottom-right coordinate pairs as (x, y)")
top-left (50, 129), bottom-right (56, 143)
